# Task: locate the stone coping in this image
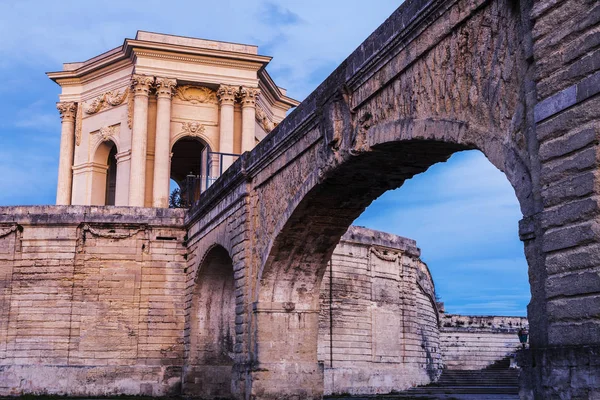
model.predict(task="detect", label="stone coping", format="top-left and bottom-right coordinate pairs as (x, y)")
top-left (0, 205), bottom-right (186, 226)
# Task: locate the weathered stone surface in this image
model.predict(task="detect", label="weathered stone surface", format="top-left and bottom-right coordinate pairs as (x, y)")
top-left (4, 0), bottom-right (600, 398)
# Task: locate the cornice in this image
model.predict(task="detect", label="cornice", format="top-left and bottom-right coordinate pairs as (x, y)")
top-left (49, 59), bottom-right (133, 88)
top-left (133, 49), bottom-right (263, 71)
top-left (48, 37), bottom-right (271, 85)
top-left (258, 69), bottom-right (300, 108)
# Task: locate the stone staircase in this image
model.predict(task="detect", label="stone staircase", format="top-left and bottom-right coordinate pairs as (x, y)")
top-left (404, 356), bottom-right (519, 398)
top-left (325, 357), bottom-right (520, 399)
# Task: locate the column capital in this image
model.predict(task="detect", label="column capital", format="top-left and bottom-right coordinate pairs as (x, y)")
top-left (239, 86), bottom-right (260, 107)
top-left (131, 74), bottom-right (155, 96)
top-left (56, 102), bottom-right (77, 121)
top-left (155, 77), bottom-right (177, 98)
top-left (217, 84), bottom-right (238, 105)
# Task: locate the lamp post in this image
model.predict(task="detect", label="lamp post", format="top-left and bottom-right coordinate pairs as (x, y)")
top-left (518, 328), bottom-right (529, 349)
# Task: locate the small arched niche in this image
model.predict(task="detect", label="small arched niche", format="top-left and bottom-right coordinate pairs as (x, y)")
top-left (91, 140), bottom-right (118, 206)
top-left (184, 245), bottom-right (236, 398)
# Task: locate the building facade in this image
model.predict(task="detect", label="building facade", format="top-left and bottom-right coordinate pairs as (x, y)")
top-left (48, 31), bottom-right (298, 208)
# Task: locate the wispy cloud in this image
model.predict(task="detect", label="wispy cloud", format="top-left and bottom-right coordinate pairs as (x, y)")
top-left (261, 3), bottom-right (303, 27)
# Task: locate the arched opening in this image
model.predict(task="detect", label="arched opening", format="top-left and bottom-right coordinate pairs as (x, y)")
top-left (91, 140), bottom-right (118, 206)
top-left (252, 137), bottom-right (534, 399)
top-left (184, 245), bottom-right (235, 398)
top-left (105, 145), bottom-right (117, 205)
top-left (170, 137), bottom-right (208, 207)
top-left (316, 149), bottom-right (529, 395)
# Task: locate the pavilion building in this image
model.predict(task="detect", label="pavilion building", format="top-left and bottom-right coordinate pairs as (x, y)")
top-left (48, 31), bottom-right (298, 208)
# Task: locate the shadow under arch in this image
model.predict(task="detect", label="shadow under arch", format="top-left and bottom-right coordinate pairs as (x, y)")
top-left (183, 244), bottom-right (235, 398)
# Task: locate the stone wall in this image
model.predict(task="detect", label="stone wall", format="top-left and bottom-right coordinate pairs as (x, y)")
top-left (319, 226), bottom-right (442, 395)
top-left (440, 314), bottom-right (528, 370)
top-left (0, 207), bottom-right (186, 396)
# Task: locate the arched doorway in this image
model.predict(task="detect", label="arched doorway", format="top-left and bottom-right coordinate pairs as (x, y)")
top-left (91, 140), bottom-right (118, 206)
top-left (170, 137), bottom-right (208, 207)
top-left (184, 245), bottom-right (235, 398)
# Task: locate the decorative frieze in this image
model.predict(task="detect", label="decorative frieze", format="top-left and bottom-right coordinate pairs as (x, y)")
top-left (155, 77), bottom-right (177, 98)
top-left (84, 88), bottom-right (129, 114)
top-left (176, 85), bottom-right (216, 104)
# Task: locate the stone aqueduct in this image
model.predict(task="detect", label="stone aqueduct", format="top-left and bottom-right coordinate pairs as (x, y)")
top-left (1, 0), bottom-right (600, 398)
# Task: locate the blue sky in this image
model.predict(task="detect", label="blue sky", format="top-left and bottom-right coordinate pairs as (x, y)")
top-left (0, 1), bottom-right (529, 316)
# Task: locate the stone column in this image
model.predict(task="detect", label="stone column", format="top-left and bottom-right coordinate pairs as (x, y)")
top-left (217, 85), bottom-right (237, 171)
top-left (128, 74), bottom-right (154, 207)
top-left (239, 87), bottom-right (260, 153)
top-left (55, 102), bottom-right (77, 205)
top-left (152, 77), bottom-right (177, 208)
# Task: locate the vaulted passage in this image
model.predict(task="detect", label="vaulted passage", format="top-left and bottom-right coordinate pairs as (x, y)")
top-left (184, 245), bottom-right (235, 398)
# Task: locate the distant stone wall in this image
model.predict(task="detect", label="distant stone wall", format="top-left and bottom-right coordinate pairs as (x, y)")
top-left (0, 207), bottom-right (186, 396)
top-left (440, 314), bottom-right (528, 370)
top-left (318, 226), bottom-right (442, 395)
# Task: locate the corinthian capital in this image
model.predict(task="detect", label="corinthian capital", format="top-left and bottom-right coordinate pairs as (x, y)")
top-left (239, 86), bottom-right (260, 107)
top-left (131, 74), bottom-right (155, 96)
top-left (155, 77), bottom-right (177, 98)
top-left (217, 84), bottom-right (238, 105)
top-left (56, 102), bottom-right (77, 121)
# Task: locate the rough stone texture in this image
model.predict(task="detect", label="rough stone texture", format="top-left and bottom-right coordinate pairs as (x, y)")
top-left (440, 315), bottom-right (528, 370)
top-left (3, 0), bottom-right (600, 398)
top-left (318, 227), bottom-right (442, 395)
top-left (0, 207), bottom-right (187, 396)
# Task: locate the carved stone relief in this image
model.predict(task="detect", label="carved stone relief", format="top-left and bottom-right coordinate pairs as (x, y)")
top-left (84, 88), bottom-right (130, 114)
top-left (175, 86), bottom-right (217, 104)
top-left (180, 121), bottom-right (206, 137)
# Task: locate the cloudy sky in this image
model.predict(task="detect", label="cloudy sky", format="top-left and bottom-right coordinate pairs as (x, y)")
top-left (0, 0), bottom-right (529, 316)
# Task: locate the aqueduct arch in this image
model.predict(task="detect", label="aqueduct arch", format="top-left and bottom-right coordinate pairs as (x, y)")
top-left (1, 0), bottom-right (597, 398)
top-left (184, 0), bottom-right (599, 398)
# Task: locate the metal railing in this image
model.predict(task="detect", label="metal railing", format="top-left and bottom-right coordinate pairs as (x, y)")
top-left (205, 151), bottom-right (240, 190)
top-left (174, 151), bottom-right (240, 207)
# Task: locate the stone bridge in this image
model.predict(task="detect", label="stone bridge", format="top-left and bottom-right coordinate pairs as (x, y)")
top-left (184, 0), bottom-right (600, 398)
top-left (1, 0), bottom-right (599, 399)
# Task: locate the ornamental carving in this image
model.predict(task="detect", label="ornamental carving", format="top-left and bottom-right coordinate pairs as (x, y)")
top-left (56, 102), bottom-right (77, 120)
top-left (181, 121), bottom-right (206, 137)
top-left (256, 106), bottom-right (277, 133)
top-left (92, 125), bottom-right (118, 143)
top-left (0, 224), bottom-right (18, 238)
top-left (370, 246), bottom-right (400, 262)
top-left (155, 77), bottom-right (177, 98)
top-left (239, 86), bottom-right (260, 106)
top-left (217, 84), bottom-right (238, 104)
top-left (84, 88), bottom-right (129, 114)
top-left (127, 95), bottom-right (134, 129)
top-left (176, 85), bottom-right (217, 104)
top-left (75, 103), bottom-right (83, 146)
top-left (130, 74), bottom-right (155, 95)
